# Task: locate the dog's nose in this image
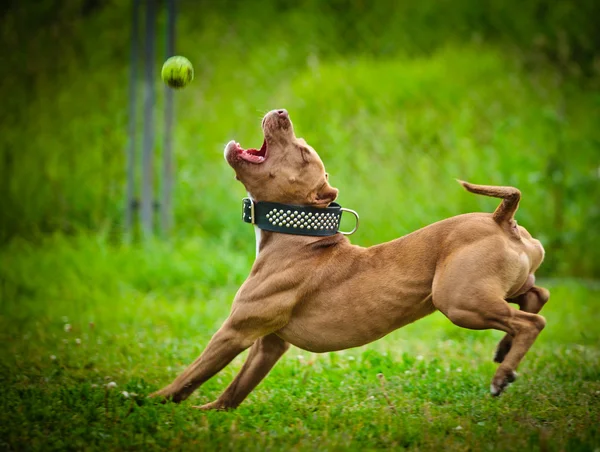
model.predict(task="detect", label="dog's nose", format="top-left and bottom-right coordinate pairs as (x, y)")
top-left (276, 109), bottom-right (288, 118)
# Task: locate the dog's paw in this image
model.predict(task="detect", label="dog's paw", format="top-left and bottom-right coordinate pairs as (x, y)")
top-left (490, 369), bottom-right (518, 396)
top-left (192, 400), bottom-right (230, 411)
top-left (148, 387), bottom-right (180, 403)
top-left (147, 392), bottom-right (170, 404)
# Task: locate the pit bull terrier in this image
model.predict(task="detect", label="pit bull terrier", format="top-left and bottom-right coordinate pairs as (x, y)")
top-left (150, 109), bottom-right (549, 409)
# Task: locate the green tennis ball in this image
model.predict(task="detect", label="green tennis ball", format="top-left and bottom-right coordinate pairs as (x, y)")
top-left (161, 56), bottom-right (194, 89)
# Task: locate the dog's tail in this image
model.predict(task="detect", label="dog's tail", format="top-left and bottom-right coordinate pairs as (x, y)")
top-left (457, 180), bottom-right (521, 225)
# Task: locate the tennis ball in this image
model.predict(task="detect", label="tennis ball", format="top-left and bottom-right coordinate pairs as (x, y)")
top-left (161, 56), bottom-right (194, 89)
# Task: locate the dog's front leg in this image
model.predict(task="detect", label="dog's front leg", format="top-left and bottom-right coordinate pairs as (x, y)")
top-left (149, 322), bottom-right (256, 403)
top-left (194, 333), bottom-right (290, 411)
top-left (150, 286), bottom-right (294, 403)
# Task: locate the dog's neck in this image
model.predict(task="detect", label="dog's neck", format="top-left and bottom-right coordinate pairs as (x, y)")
top-left (253, 229), bottom-right (347, 260)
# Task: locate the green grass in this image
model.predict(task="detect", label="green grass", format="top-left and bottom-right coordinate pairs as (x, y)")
top-left (1, 2), bottom-right (599, 449)
top-left (1, 236), bottom-right (599, 451)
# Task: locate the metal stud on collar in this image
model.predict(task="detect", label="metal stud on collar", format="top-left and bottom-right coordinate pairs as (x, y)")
top-left (265, 208), bottom-right (340, 231)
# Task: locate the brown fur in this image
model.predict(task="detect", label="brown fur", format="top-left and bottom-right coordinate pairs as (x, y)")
top-left (150, 109), bottom-right (549, 408)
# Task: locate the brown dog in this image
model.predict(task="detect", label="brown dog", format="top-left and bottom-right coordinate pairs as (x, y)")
top-left (150, 109), bottom-right (549, 409)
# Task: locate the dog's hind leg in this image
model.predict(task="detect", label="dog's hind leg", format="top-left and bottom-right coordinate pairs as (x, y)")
top-left (433, 257), bottom-right (547, 396)
top-left (194, 333), bottom-right (289, 411)
top-left (435, 290), bottom-right (546, 396)
top-left (494, 285), bottom-right (550, 363)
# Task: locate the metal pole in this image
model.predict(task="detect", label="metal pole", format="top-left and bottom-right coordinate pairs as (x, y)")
top-left (141, 0), bottom-right (156, 240)
top-left (125, 0), bottom-right (140, 242)
top-left (161, 0), bottom-right (176, 236)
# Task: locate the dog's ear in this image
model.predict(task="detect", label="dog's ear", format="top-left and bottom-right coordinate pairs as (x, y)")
top-left (300, 146), bottom-right (311, 164)
top-left (312, 181), bottom-right (339, 206)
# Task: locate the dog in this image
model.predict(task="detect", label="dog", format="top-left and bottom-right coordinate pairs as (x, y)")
top-left (150, 109), bottom-right (549, 409)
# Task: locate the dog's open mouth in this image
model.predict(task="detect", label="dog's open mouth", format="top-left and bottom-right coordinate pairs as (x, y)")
top-left (233, 139), bottom-right (267, 164)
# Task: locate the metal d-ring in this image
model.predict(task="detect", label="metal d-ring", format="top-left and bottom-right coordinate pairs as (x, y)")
top-left (339, 208), bottom-right (359, 235)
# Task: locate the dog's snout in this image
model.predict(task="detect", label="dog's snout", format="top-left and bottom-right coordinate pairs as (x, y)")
top-left (260, 109), bottom-right (294, 142)
top-left (262, 109), bottom-right (288, 128)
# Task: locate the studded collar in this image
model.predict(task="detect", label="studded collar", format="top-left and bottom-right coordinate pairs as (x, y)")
top-left (242, 197), bottom-right (359, 236)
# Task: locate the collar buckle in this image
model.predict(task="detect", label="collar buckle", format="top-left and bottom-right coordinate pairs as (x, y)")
top-left (242, 197), bottom-right (255, 224)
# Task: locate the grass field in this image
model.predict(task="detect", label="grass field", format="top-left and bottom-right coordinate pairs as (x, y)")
top-left (1, 2), bottom-right (599, 450)
top-left (1, 236), bottom-right (599, 451)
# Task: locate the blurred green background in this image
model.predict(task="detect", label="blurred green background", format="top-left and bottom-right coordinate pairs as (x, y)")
top-left (1, 1), bottom-right (599, 450)
top-left (0, 0), bottom-right (599, 278)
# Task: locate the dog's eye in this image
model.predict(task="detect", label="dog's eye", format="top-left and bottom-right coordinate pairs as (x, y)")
top-left (325, 173), bottom-right (329, 181)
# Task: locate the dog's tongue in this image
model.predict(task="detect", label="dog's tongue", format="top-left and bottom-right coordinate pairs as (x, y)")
top-left (239, 139), bottom-right (267, 163)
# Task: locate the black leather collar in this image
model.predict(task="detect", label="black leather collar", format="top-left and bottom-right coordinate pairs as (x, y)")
top-left (242, 197), bottom-right (358, 236)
